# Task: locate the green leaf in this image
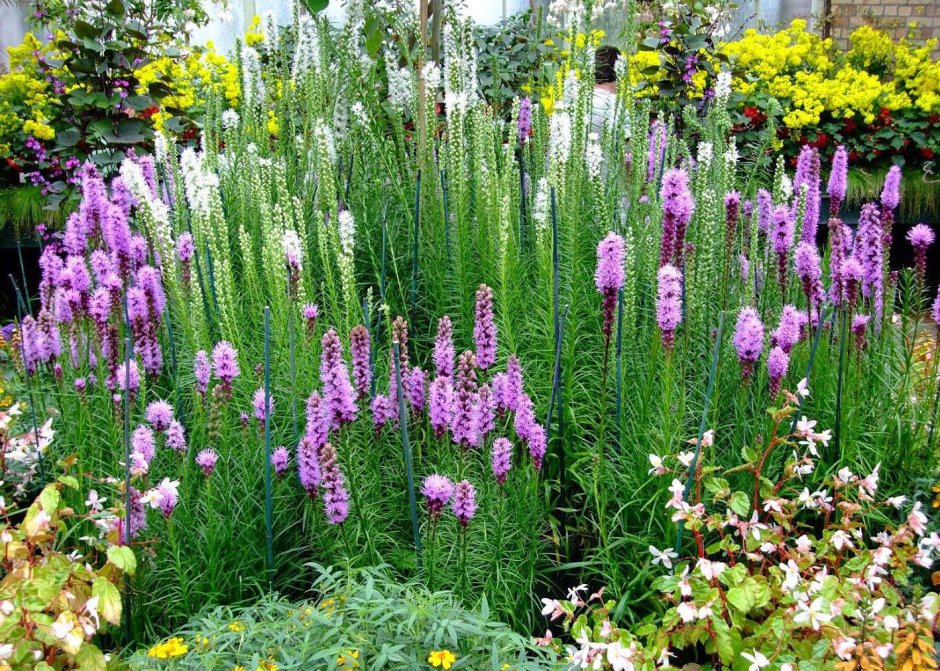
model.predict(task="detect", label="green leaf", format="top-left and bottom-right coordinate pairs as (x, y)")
top-left (92, 578), bottom-right (122, 625)
top-left (56, 129), bottom-right (80, 148)
top-left (104, 0), bottom-right (125, 16)
top-left (39, 486), bottom-right (60, 514)
top-left (72, 20), bottom-right (99, 40)
top-left (303, 0), bottom-right (329, 11)
top-left (728, 491), bottom-right (750, 517)
top-left (57, 475), bottom-right (80, 490)
top-left (726, 577), bottom-right (771, 615)
top-left (711, 616), bottom-right (737, 664)
top-left (106, 546), bottom-right (137, 576)
top-left (75, 643), bottom-right (107, 671)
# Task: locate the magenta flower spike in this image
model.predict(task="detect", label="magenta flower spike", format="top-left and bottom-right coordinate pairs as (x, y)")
top-left (595, 231), bottom-right (626, 349)
top-left (350, 324), bottom-right (372, 400)
top-left (428, 376), bottom-right (454, 438)
top-left (451, 351), bottom-right (479, 449)
top-left (827, 146), bottom-right (848, 216)
top-left (732, 307), bottom-right (764, 380)
top-left (491, 437), bottom-right (512, 484)
top-left (319, 327), bottom-right (358, 430)
top-left (318, 442), bottom-right (350, 524)
top-left (656, 264), bottom-right (683, 350)
top-left (145, 399), bottom-right (173, 432)
top-left (422, 474), bottom-right (455, 519)
top-left (433, 316), bottom-right (455, 378)
top-left (196, 448), bottom-right (219, 476)
top-left (767, 346), bottom-right (789, 398)
top-left (452, 479), bottom-right (477, 527)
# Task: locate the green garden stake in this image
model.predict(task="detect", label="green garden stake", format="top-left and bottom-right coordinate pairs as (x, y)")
top-left (674, 311), bottom-right (725, 559)
top-left (8, 276), bottom-right (45, 487)
top-left (375, 203), bottom-right (388, 356)
top-left (205, 244), bottom-right (220, 318)
top-left (833, 309), bottom-right (848, 459)
top-left (344, 151), bottom-right (354, 204)
top-left (517, 148), bottom-right (527, 252)
top-left (187, 222), bottom-right (217, 342)
top-left (121, 292), bottom-right (134, 644)
top-left (789, 306), bottom-right (833, 435)
top-left (615, 289), bottom-right (624, 451)
top-left (16, 240), bottom-right (32, 316)
top-left (441, 168), bottom-right (451, 261)
top-left (393, 340), bottom-right (422, 569)
top-left (263, 306), bottom-right (275, 586)
top-left (286, 268), bottom-right (299, 440)
top-left (364, 297), bottom-right (376, 401)
top-left (549, 186), bottom-right (565, 485)
top-left (411, 170), bottom-right (421, 315)
top-left (163, 307), bottom-right (187, 447)
top-left (545, 304), bottom-right (570, 444)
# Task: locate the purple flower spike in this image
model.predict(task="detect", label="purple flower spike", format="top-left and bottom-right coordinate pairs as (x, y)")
top-left (318, 442), bottom-right (350, 524)
top-left (856, 204), bottom-right (884, 324)
top-left (656, 264), bottom-right (683, 350)
top-left (253, 387), bottom-right (274, 425)
top-left (145, 399), bottom-right (174, 432)
top-left (211, 341), bottom-right (240, 396)
top-left (194, 350), bottom-right (210, 396)
top-left (320, 328), bottom-right (358, 430)
top-left (659, 168), bottom-right (694, 267)
top-left (451, 351), bottom-right (479, 449)
top-left (793, 241), bottom-right (823, 326)
top-left (474, 285), bottom-right (497, 370)
top-left (429, 376), bottom-right (454, 438)
top-left (907, 223), bottom-right (935, 284)
top-left (827, 146), bottom-right (848, 216)
top-left (422, 474), bottom-right (455, 519)
top-left (732, 307), bottom-right (764, 380)
top-left (771, 305), bottom-right (808, 354)
top-left (474, 383), bottom-right (495, 442)
top-left (406, 367), bottom-right (427, 413)
top-left (491, 437), bottom-right (512, 484)
top-left (271, 446), bottom-right (290, 476)
top-left (297, 435), bottom-right (322, 496)
top-left (350, 325), bottom-right (372, 400)
top-left (595, 232), bottom-right (626, 347)
top-left (933, 288), bottom-right (940, 325)
top-left (518, 97), bottom-right (532, 144)
top-left (452, 479), bottom-right (477, 527)
top-left (767, 346), bottom-right (789, 398)
top-left (196, 448), bottom-right (219, 476)
top-left (434, 316), bottom-right (454, 378)
top-left (166, 420), bottom-right (186, 453)
top-left (794, 145), bottom-right (821, 244)
top-left (770, 204), bottom-right (794, 291)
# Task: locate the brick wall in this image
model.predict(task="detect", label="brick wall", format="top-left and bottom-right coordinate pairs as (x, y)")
top-left (828, 0), bottom-right (940, 55)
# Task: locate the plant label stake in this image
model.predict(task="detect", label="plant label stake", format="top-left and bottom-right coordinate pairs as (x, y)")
top-left (393, 340), bottom-right (422, 569)
top-left (674, 311), bottom-right (725, 559)
top-left (615, 289), bottom-right (624, 451)
top-left (263, 307), bottom-right (275, 586)
top-left (411, 170), bottom-right (422, 315)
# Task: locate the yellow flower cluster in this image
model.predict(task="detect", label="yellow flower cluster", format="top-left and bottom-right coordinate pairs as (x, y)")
top-left (147, 637), bottom-right (189, 659)
top-left (0, 33), bottom-right (59, 154)
top-left (719, 19), bottom-right (940, 128)
top-left (427, 650), bottom-right (457, 669)
top-left (245, 15), bottom-right (265, 47)
top-left (133, 44), bottom-right (239, 130)
top-left (538, 29), bottom-right (603, 115)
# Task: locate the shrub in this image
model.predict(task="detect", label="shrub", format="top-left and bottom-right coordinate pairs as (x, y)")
top-left (126, 565), bottom-right (556, 671)
top-left (537, 389), bottom-right (940, 669)
top-left (0, 479), bottom-right (132, 670)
